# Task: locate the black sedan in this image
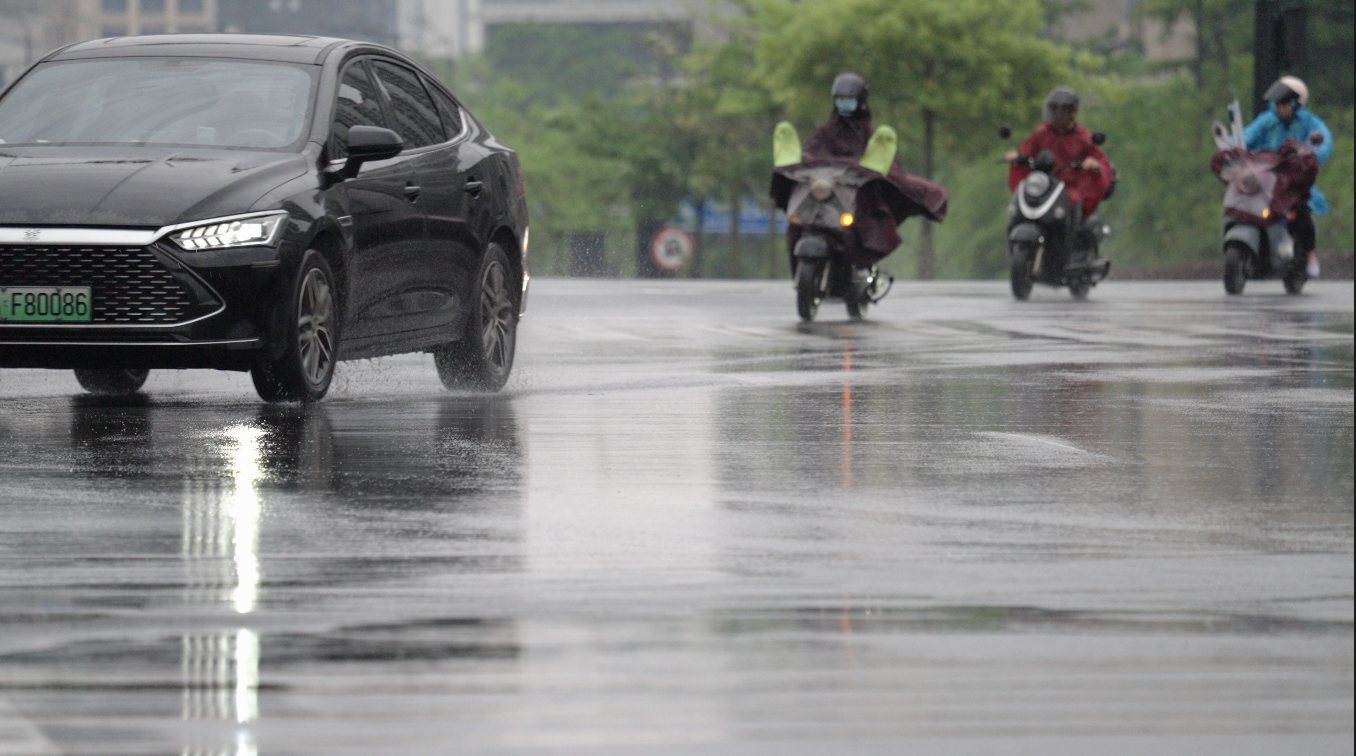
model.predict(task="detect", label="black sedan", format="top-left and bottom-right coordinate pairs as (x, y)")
top-left (0, 34), bottom-right (528, 401)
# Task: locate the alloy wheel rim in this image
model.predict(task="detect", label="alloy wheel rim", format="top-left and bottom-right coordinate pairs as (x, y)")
top-left (297, 268), bottom-right (334, 386)
top-left (480, 260), bottom-right (514, 372)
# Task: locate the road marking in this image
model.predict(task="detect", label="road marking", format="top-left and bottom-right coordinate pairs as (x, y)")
top-left (0, 698), bottom-right (60, 756)
top-left (979, 431), bottom-right (1091, 454)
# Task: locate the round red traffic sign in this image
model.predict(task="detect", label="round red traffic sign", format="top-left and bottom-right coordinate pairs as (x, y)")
top-left (649, 226), bottom-right (695, 273)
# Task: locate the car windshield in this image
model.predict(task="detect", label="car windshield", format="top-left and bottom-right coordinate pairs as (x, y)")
top-left (0, 58), bottom-right (316, 150)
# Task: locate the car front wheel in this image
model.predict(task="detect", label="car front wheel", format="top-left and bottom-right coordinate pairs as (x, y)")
top-left (434, 244), bottom-right (517, 392)
top-left (251, 252), bottom-right (339, 403)
top-left (74, 368), bottom-right (149, 396)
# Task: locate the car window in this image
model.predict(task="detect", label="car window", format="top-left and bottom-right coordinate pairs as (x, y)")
top-left (331, 61), bottom-right (385, 158)
top-left (424, 80), bottom-right (464, 141)
top-left (370, 60), bottom-right (442, 149)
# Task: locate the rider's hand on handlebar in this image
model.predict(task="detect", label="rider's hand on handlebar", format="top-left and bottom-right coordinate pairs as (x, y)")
top-left (1081, 157), bottom-right (1100, 172)
top-left (1004, 150), bottom-right (1019, 163)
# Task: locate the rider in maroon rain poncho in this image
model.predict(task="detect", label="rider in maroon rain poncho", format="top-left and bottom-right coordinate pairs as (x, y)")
top-left (1005, 87), bottom-right (1113, 219)
top-left (783, 73), bottom-right (947, 270)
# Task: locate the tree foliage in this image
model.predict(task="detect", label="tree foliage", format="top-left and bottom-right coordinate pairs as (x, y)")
top-left (751, 0), bottom-right (1079, 162)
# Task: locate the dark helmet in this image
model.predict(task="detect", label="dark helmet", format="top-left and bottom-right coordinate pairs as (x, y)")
top-left (1043, 86), bottom-right (1079, 121)
top-left (831, 73), bottom-right (868, 101)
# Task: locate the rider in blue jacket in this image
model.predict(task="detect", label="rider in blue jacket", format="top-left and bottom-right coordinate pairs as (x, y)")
top-left (1244, 76), bottom-right (1333, 277)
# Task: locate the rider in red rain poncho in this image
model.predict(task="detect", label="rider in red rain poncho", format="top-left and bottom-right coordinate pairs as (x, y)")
top-left (1006, 87), bottom-right (1113, 219)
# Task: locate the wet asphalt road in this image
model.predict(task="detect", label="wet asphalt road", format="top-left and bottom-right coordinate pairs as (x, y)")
top-left (0, 278), bottom-right (1351, 755)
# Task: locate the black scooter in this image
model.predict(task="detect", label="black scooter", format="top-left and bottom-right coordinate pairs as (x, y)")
top-left (999, 126), bottom-right (1112, 300)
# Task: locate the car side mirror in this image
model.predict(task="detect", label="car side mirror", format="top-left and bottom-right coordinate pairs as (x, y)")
top-left (1091, 131), bottom-right (1106, 146)
top-left (330, 125), bottom-right (404, 181)
top-left (998, 124), bottom-right (1011, 139)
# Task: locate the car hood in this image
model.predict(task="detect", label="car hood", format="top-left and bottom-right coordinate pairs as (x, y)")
top-left (0, 147), bottom-right (309, 228)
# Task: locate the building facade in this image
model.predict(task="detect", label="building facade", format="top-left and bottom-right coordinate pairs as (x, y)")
top-left (397, 0), bottom-right (702, 59)
top-left (90, 0), bottom-right (218, 37)
top-left (218, 0), bottom-right (398, 47)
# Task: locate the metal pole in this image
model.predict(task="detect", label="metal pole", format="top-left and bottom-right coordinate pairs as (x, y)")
top-left (1253, 0), bottom-right (1276, 118)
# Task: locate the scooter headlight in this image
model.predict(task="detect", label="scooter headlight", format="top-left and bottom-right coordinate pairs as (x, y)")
top-left (1023, 173), bottom-right (1050, 198)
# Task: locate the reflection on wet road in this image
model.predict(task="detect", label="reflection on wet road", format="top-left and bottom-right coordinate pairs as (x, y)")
top-left (0, 280), bottom-right (1350, 755)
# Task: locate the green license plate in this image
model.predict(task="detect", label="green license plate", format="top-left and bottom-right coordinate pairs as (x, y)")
top-left (0, 287), bottom-right (93, 322)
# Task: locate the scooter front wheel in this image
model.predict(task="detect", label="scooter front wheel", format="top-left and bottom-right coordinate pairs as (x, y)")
top-left (795, 259), bottom-right (822, 322)
top-left (1223, 242), bottom-right (1249, 295)
top-left (1009, 242), bottom-right (1034, 300)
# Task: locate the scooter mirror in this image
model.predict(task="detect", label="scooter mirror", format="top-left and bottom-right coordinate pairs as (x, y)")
top-left (1091, 131), bottom-right (1107, 145)
top-left (998, 125), bottom-right (1012, 139)
top-left (1308, 130), bottom-right (1325, 147)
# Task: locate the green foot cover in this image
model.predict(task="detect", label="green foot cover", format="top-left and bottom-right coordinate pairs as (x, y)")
top-left (860, 125), bottom-right (897, 175)
top-left (773, 121), bottom-right (802, 167)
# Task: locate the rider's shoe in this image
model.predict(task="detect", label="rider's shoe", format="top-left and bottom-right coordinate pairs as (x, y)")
top-left (1307, 253), bottom-right (1320, 278)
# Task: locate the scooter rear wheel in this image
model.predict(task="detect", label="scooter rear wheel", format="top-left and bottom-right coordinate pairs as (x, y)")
top-left (1223, 242), bottom-right (1249, 295)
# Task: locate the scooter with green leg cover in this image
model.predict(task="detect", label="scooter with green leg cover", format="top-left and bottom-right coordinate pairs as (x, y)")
top-left (770, 122), bottom-right (903, 322)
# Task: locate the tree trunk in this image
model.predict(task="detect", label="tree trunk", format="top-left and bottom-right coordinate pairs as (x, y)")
top-left (728, 186), bottom-right (741, 278)
top-left (1193, 0), bottom-right (1206, 90)
top-left (917, 109), bottom-right (936, 281)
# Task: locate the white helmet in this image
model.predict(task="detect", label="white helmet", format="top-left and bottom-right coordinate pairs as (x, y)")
top-left (1264, 76), bottom-right (1309, 107)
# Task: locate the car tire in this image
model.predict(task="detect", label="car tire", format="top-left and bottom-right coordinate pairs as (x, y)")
top-left (73, 368), bottom-right (149, 396)
top-left (433, 244), bottom-right (517, 392)
top-left (251, 252), bottom-right (339, 403)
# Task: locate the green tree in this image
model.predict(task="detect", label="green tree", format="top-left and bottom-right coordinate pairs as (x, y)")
top-left (751, 0), bottom-right (1077, 278)
top-left (481, 22), bottom-right (654, 106)
top-left (680, 32), bottom-right (782, 277)
top-left (441, 59), bottom-right (632, 275)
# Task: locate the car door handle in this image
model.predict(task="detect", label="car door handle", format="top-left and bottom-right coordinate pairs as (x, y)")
top-left (403, 184), bottom-right (422, 201)
top-left (464, 179), bottom-right (484, 197)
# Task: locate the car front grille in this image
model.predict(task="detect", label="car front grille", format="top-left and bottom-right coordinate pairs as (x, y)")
top-left (0, 246), bottom-right (196, 324)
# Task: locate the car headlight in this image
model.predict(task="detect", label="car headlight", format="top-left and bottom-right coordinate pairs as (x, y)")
top-left (169, 213), bottom-right (287, 251)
